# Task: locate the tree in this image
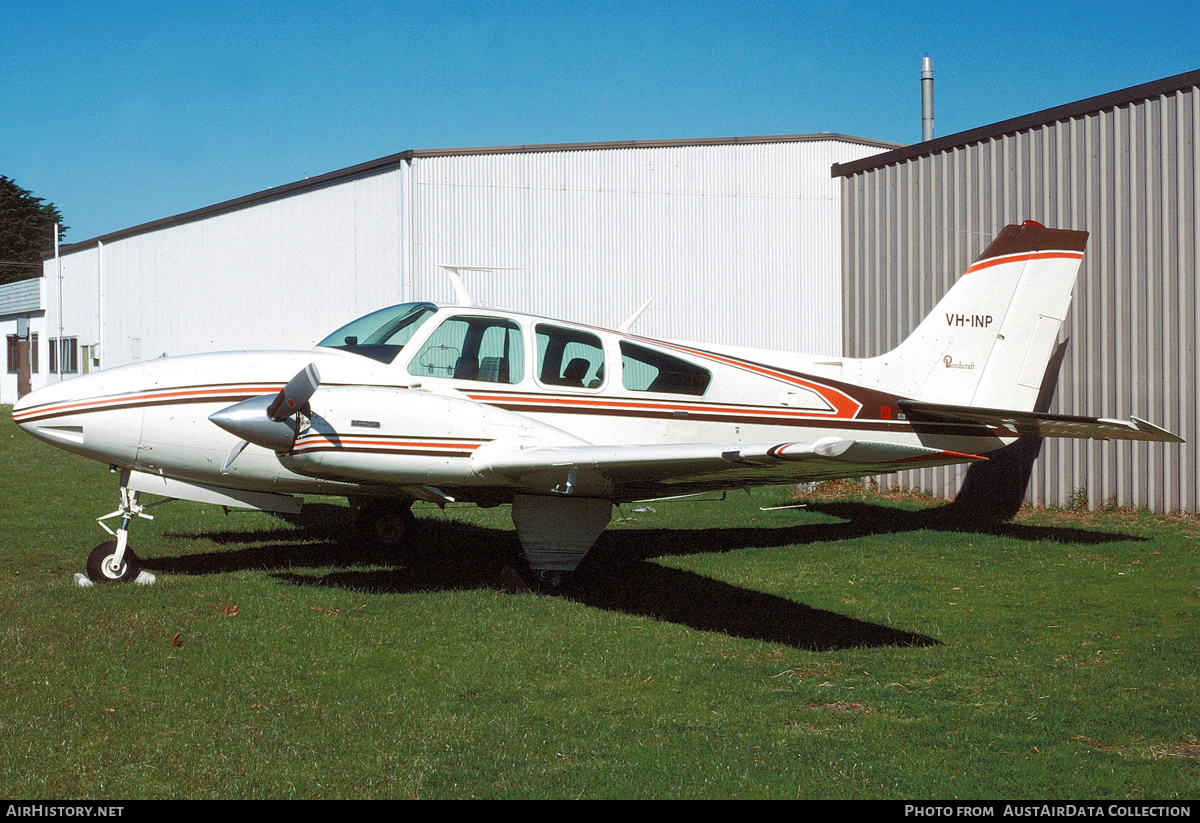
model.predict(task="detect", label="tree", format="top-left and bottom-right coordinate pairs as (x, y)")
top-left (0, 176), bottom-right (66, 286)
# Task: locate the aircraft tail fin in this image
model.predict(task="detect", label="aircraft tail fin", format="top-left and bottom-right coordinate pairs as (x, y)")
top-left (862, 222), bottom-right (1088, 411)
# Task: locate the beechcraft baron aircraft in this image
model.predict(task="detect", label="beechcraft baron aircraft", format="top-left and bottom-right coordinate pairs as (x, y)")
top-left (13, 222), bottom-right (1183, 585)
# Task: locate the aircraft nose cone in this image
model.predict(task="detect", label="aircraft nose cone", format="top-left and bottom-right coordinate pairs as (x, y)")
top-left (11, 364), bottom-right (146, 464)
top-left (12, 374), bottom-right (99, 432)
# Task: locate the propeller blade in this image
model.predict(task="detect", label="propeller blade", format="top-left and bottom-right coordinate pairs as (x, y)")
top-left (220, 438), bottom-right (249, 473)
top-left (267, 363), bottom-right (321, 422)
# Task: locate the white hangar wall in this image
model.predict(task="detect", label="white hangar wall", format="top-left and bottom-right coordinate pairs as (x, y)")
top-left (407, 139), bottom-right (883, 353)
top-left (56, 169), bottom-right (406, 367)
top-left (20, 134), bottom-right (893, 406)
top-left (835, 69), bottom-right (1200, 512)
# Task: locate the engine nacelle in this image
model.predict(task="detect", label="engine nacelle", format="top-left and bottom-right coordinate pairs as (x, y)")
top-left (278, 386), bottom-right (585, 486)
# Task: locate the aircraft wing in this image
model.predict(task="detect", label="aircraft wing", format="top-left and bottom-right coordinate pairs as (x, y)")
top-left (473, 437), bottom-right (985, 500)
top-left (899, 401), bottom-right (1184, 443)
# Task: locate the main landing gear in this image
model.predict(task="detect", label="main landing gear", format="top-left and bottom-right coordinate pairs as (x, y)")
top-left (355, 498), bottom-right (416, 549)
top-left (79, 475), bottom-right (160, 586)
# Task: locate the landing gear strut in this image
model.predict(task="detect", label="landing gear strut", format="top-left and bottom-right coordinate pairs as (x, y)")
top-left (82, 474), bottom-right (159, 586)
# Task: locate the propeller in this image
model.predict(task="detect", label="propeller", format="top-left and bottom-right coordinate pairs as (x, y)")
top-left (266, 363), bottom-right (321, 421)
top-left (209, 364), bottom-right (321, 471)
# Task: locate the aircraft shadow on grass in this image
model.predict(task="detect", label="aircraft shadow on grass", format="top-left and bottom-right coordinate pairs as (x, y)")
top-left (150, 500), bottom-right (1144, 652)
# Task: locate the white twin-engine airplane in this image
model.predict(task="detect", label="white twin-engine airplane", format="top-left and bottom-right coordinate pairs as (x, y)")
top-left (13, 222), bottom-right (1183, 585)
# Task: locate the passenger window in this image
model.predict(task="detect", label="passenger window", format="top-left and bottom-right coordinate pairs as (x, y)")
top-left (536, 325), bottom-right (605, 389)
top-left (620, 342), bottom-right (711, 396)
top-left (408, 316), bottom-right (524, 384)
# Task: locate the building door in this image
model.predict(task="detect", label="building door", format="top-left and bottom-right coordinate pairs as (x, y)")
top-left (15, 336), bottom-right (30, 398)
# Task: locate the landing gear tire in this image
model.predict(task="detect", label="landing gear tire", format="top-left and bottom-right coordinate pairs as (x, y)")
top-left (86, 541), bottom-right (141, 583)
top-left (358, 500), bottom-right (415, 549)
top-left (535, 570), bottom-right (567, 589)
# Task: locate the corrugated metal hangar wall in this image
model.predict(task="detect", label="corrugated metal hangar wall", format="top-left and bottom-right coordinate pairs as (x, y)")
top-left (25, 135), bottom-right (892, 408)
top-left (835, 69), bottom-right (1200, 512)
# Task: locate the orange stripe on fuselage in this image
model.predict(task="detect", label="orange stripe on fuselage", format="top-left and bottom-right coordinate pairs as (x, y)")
top-left (13, 384), bottom-right (284, 422)
top-left (295, 436), bottom-right (483, 450)
top-left (635, 342), bottom-right (863, 418)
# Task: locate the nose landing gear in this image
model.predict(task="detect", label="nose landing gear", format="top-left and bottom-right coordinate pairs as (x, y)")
top-left (79, 474), bottom-right (161, 586)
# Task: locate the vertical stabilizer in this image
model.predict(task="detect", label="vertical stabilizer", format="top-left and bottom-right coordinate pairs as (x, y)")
top-left (858, 223), bottom-right (1087, 411)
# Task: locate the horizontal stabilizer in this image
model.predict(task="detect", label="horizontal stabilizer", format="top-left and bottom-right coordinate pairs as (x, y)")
top-left (899, 401), bottom-right (1185, 443)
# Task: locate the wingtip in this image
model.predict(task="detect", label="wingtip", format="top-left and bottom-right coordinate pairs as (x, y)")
top-left (1130, 416), bottom-right (1186, 444)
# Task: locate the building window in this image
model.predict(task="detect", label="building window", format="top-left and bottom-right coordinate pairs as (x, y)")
top-left (31, 333), bottom-right (38, 373)
top-left (48, 336), bottom-right (77, 374)
top-left (59, 337), bottom-right (78, 374)
top-left (5, 335), bottom-right (16, 373)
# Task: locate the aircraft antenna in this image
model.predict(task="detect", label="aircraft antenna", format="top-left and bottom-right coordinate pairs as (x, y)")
top-left (436, 264), bottom-right (522, 307)
top-left (618, 297), bottom-right (654, 333)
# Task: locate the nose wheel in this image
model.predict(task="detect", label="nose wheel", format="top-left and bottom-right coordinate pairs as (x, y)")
top-left (86, 541), bottom-right (142, 583)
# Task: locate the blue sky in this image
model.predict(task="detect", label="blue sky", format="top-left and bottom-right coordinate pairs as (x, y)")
top-left (4, 1), bottom-right (1198, 242)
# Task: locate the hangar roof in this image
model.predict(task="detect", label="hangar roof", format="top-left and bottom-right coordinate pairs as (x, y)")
top-left (52, 133), bottom-right (899, 256)
top-left (832, 67), bottom-right (1200, 178)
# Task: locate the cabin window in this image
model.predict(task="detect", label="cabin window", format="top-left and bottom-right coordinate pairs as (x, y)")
top-left (620, 341), bottom-right (711, 396)
top-left (317, 302), bottom-right (437, 364)
top-left (408, 316), bottom-right (525, 384)
top-left (535, 325), bottom-right (605, 389)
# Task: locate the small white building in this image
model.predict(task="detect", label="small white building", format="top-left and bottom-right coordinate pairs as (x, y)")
top-left (1, 277), bottom-right (47, 402)
top-left (10, 134), bottom-right (894, 405)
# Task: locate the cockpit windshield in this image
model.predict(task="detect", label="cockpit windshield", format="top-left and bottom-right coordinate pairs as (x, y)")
top-left (316, 302), bottom-right (438, 364)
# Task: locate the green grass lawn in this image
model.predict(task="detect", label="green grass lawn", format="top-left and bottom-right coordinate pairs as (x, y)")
top-left (1, 406), bottom-right (1198, 798)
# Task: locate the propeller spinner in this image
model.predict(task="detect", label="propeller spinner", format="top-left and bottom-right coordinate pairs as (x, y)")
top-left (209, 364), bottom-right (321, 467)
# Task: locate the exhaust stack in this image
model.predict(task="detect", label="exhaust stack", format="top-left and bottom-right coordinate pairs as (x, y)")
top-left (921, 55), bottom-right (935, 142)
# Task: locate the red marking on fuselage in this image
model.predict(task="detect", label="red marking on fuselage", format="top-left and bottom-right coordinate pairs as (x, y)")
top-left (628, 340), bottom-right (863, 418)
top-left (964, 250), bottom-right (1083, 276)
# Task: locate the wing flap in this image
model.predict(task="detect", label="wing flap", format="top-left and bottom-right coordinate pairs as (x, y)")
top-left (900, 401), bottom-right (1184, 443)
top-left (472, 437), bottom-right (985, 498)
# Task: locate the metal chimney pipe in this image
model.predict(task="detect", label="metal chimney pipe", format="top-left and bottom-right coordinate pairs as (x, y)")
top-left (921, 55), bottom-right (934, 142)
